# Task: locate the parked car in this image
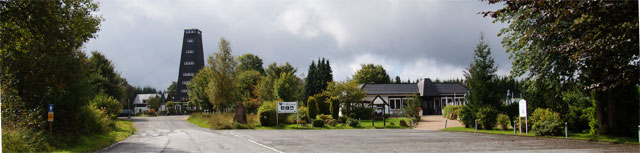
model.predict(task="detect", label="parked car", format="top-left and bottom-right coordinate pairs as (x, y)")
top-left (118, 109), bottom-right (133, 118)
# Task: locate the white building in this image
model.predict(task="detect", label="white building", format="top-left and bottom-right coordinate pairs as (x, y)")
top-left (133, 94), bottom-right (161, 114)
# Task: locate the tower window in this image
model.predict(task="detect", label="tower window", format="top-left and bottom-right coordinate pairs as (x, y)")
top-left (187, 39), bottom-right (194, 43)
top-left (184, 61), bottom-right (194, 65)
top-left (186, 50), bottom-right (194, 54)
top-left (181, 89), bottom-right (188, 93)
top-left (182, 81), bottom-right (191, 85)
top-left (183, 73), bottom-right (194, 76)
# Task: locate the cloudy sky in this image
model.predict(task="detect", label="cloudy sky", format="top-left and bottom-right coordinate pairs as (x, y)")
top-left (85, 0), bottom-right (510, 90)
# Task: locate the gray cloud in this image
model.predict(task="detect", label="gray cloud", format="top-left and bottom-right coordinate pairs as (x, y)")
top-left (85, 0), bottom-right (510, 90)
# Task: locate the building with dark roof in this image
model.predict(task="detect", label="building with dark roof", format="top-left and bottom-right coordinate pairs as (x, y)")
top-left (175, 29), bottom-right (205, 112)
top-left (360, 78), bottom-right (469, 116)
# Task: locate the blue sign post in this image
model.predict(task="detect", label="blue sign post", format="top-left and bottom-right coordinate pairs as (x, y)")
top-left (48, 104), bottom-right (53, 134)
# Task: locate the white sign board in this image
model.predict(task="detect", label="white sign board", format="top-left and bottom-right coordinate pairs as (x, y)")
top-left (519, 99), bottom-right (527, 117)
top-left (277, 102), bottom-right (297, 113)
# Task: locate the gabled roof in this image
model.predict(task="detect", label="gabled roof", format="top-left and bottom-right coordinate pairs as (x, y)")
top-left (359, 84), bottom-right (419, 95)
top-left (434, 83), bottom-right (469, 94)
top-left (361, 78), bottom-right (470, 96)
top-left (418, 78), bottom-right (439, 97)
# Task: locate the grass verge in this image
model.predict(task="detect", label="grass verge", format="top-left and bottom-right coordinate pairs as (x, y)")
top-left (52, 119), bottom-right (137, 153)
top-left (443, 127), bottom-right (638, 144)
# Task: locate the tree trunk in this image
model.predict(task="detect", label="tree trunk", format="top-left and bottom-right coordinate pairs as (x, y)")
top-left (595, 90), bottom-right (607, 135)
top-left (233, 103), bottom-right (248, 124)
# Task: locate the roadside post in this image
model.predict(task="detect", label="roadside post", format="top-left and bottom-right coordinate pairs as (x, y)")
top-left (48, 104), bottom-right (54, 134)
top-left (565, 122), bottom-right (568, 138)
top-left (475, 119), bottom-right (478, 131)
top-left (276, 102), bottom-right (298, 127)
top-left (513, 120), bottom-right (516, 134)
top-left (518, 99), bottom-right (527, 134)
top-left (444, 119), bottom-right (448, 129)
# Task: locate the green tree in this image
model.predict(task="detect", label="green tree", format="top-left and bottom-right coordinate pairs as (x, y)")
top-left (208, 38), bottom-right (237, 112)
top-left (394, 76), bottom-right (401, 84)
top-left (304, 58), bottom-right (333, 101)
top-left (484, 0), bottom-right (639, 136)
top-left (237, 53), bottom-right (265, 74)
top-left (402, 94), bottom-right (421, 122)
top-left (324, 81), bottom-right (366, 116)
top-left (166, 81), bottom-right (177, 101)
top-left (88, 51), bottom-right (126, 101)
top-left (463, 33), bottom-right (500, 129)
top-left (352, 64), bottom-right (391, 84)
top-left (236, 70), bottom-right (262, 112)
top-left (188, 68), bottom-right (213, 110)
top-left (146, 96), bottom-right (161, 112)
top-left (0, 0), bottom-right (102, 139)
top-left (274, 72), bottom-right (302, 102)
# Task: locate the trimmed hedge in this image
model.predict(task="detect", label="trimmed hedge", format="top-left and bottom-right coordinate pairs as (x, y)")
top-left (531, 108), bottom-right (563, 136)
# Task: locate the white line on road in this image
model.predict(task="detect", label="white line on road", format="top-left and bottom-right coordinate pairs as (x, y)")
top-left (224, 131), bottom-right (285, 153)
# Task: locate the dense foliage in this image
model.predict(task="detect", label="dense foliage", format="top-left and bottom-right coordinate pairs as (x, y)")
top-left (484, 0), bottom-right (639, 136)
top-left (304, 58), bottom-right (333, 100)
top-left (352, 64), bottom-right (391, 84)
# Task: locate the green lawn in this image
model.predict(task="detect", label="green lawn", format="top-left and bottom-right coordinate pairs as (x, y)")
top-left (52, 119), bottom-right (137, 153)
top-left (444, 127), bottom-right (638, 144)
top-left (187, 113), bottom-right (412, 130)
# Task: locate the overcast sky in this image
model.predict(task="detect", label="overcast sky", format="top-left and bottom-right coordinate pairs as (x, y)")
top-left (85, 0), bottom-right (510, 91)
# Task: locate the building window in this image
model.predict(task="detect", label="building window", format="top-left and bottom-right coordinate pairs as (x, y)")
top-left (184, 61), bottom-right (195, 65)
top-left (185, 30), bottom-right (196, 34)
top-left (142, 100), bottom-right (147, 104)
top-left (182, 81), bottom-right (191, 85)
top-left (181, 89), bottom-right (188, 93)
top-left (187, 39), bottom-right (194, 43)
top-left (390, 98), bottom-right (402, 109)
top-left (183, 73), bottom-right (194, 76)
top-left (186, 50), bottom-right (194, 54)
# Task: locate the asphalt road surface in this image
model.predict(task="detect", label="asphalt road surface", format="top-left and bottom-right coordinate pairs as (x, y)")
top-left (100, 116), bottom-right (638, 153)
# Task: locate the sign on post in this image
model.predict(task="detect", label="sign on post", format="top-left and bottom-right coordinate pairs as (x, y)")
top-left (277, 102), bottom-right (297, 113)
top-left (518, 99), bottom-right (527, 117)
top-left (276, 102), bottom-right (298, 126)
top-left (48, 104), bottom-right (54, 122)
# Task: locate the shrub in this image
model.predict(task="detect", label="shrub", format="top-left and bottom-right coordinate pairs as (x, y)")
top-left (348, 106), bottom-right (373, 120)
top-left (316, 114), bottom-right (333, 122)
top-left (76, 105), bottom-right (112, 134)
top-left (476, 106), bottom-right (498, 130)
top-left (307, 97), bottom-right (318, 120)
top-left (258, 101), bottom-right (288, 126)
top-left (496, 114), bottom-right (511, 130)
top-left (327, 119), bottom-right (338, 127)
top-left (347, 118), bottom-right (360, 127)
top-left (399, 120), bottom-right (409, 127)
top-left (297, 106), bottom-right (309, 122)
top-left (312, 119), bottom-right (324, 127)
top-left (90, 93), bottom-right (122, 119)
top-left (459, 105), bottom-right (476, 128)
top-left (338, 116), bottom-right (349, 123)
top-left (2, 128), bottom-right (52, 152)
top-left (530, 108), bottom-right (563, 136)
top-left (443, 105), bottom-right (463, 120)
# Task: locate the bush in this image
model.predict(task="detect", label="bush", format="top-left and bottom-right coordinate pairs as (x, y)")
top-left (257, 101), bottom-right (288, 126)
top-left (307, 97), bottom-right (318, 120)
top-left (327, 119), bottom-right (338, 127)
top-left (459, 105), bottom-right (476, 128)
top-left (338, 116), bottom-right (349, 123)
top-left (496, 114), bottom-right (511, 130)
top-left (348, 106), bottom-right (373, 120)
top-left (443, 105), bottom-right (463, 120)
top-left (316, 114), bottom-right (333, 122)
top-left (347, 118), bottom-right (360, 127)
top-left (530, 108), bottom-right (564, 136)
top-left (76, 105), bottom-right (112, 134)
top-left (399, 120), bottom-right (409, 127)
top-left (297, 106), bottom-right (309, 122)
top-left (312, 119), bottom-right (324, 127)
top-left (476, 106), bottom-right (498, 130)
top-left (90, 94), bottom-right (122, 119)
top-left (2, 128), bottom-right (52, 152)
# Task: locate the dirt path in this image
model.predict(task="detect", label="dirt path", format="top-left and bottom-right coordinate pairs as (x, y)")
top-left (415, 115), bottom-right (464, 130)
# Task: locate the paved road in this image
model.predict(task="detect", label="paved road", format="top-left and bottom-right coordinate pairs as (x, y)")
top-left (101, 116), bottom-right (638, 153)
top-left (99, 116), bottom-right (273, 153)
